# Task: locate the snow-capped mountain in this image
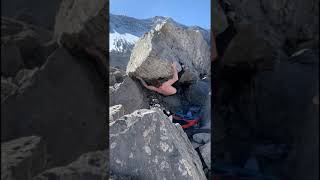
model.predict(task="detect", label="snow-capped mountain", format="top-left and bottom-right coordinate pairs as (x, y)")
top-left (109, 14), bottom-right (210, 70)
top-left (109, 14), bottom-right (170, 53)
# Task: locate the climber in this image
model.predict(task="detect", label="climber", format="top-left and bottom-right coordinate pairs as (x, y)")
top-left (137, 62), bottom-right (179, 96)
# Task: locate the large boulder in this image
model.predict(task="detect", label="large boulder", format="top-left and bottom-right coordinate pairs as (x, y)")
top-left (109, 77), bottom-right (148, 115)
top-left (1, 136), bottom-right (46, 180)
top-left (110, 109), bottom-right (207, 180)
top-left (33, 150), bottom-right (107, 180)
top-left (127, 21), bottom-right (210, 81)
top-left (54, 0), bottom-right (108, 52)
top-left (1, 48), bottom-right (107, 166)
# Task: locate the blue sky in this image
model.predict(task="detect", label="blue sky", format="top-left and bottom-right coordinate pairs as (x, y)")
top-left (110, 0), bottom-right (211, 29)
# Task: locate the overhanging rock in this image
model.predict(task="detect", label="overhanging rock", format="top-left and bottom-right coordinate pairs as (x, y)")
top-left (127, 21), bottom-right (210, 81)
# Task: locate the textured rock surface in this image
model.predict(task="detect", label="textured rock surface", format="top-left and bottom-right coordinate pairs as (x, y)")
top-left (193, 133), bottom-right (210, 144)
top-left (109, 77), bottom-right (148, 115)
top-left (1, 136), bottom-right (46, 180)
top-left (110, 104), bottom-right (125, 123)
top-left (109, 67), bottom-right (126, 86)
top-left (110, 109), bottom-right (206, 180)
top-left (1, 48), bottom-right (106, 166)
top-left (33, 150), bottom-right (107, 180)
top-left (127, 21), bottom-right (210, 81)
top-left (199, 143), bottom-right (211, 169)
top-left (54, 0), bottom-right (108, 52)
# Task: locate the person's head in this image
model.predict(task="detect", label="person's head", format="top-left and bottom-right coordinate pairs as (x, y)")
top-left (149, 79), bottom-right (162, 88)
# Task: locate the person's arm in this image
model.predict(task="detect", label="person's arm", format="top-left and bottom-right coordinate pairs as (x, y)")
top-left (137, 77), bottom-right (159, 91)
top-left (162, 63), bottom-right (179, 86)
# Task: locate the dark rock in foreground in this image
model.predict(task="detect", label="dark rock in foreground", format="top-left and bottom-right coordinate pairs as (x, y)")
top-left (33, 150), bottom-right (107, 180)
top-left (1, 136), bottom-right (46, 180)
top-left (1, 48), bottom-right (106, 166)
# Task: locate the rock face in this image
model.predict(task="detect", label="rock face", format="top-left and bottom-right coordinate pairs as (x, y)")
top-left (193, 133), bottom-right (210, 144)
top-left (1, 136), bottom-right (46, 180)
top-left (221, 23), bottom-right (277, 69)
top-left (199, 142), bottom-right (211, 169)
top-left (109, 104), bottom-right (125, 123)
top-left (110, 109), bottom-right (206, 180)
top-left (33, 150), bottom-right (107, 180)
top-left (54, 0), bottom-right (108, 52)
top-left (1, 17), bottom-right (53, 77)
top-left (109, 77), bottom-right (148, 115)
top-left (127, 21), bottom-right (210, 81)
top-left (1, 48), bottom-right (107, 166)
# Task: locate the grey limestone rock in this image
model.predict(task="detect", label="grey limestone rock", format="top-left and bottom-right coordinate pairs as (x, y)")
top-left (110, 109), bottom-right (207, 180)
